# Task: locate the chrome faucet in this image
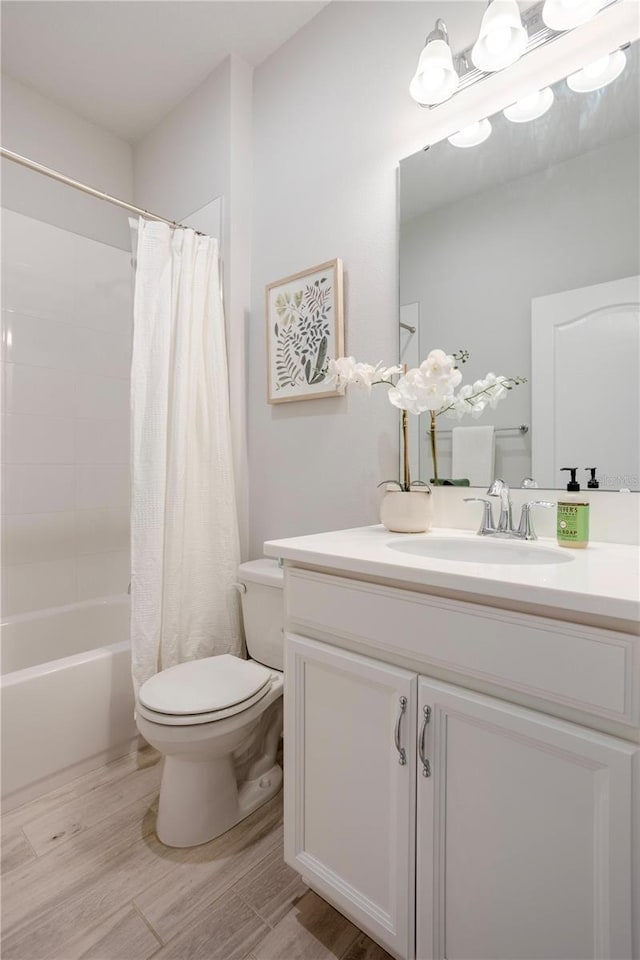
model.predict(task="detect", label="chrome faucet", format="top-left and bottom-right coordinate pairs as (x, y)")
top-left (516, 500), bottom-right (556, 540)
top-left (462, 497), bottom-right (496, 535)
top-left (487, 478), bottom-right (513, 533)
top-left (465, 478), bottom-right (554, 540)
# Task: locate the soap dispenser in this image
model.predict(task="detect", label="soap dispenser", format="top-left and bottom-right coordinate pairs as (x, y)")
top-left (557, 467), bottom-right (590, 549)
top-left (585, 467), bottom-right (599, 489)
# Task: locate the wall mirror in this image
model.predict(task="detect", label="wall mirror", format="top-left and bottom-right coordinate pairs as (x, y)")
top-left (399, 41), bottom-right (639, 491)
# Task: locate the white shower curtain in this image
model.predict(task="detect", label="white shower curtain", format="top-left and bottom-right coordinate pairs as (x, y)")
top-left (130, 219), bottom-right (241, 693)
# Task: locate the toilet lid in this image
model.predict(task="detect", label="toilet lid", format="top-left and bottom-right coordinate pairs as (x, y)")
top-left (138, 654), bottom-right (272, 716)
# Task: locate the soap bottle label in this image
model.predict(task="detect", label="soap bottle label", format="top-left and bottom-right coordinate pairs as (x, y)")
top-left (557, 503), bottom-right (589, 545)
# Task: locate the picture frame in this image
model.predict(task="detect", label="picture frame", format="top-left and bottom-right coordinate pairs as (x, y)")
top-left (266, 258), bottom-right (344, 404)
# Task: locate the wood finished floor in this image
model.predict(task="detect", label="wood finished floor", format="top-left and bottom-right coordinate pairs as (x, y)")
top-left (1, 744), bottom-right (392, 960)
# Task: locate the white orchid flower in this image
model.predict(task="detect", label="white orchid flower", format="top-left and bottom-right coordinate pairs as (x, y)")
top-left (326, 356), bottom-right (359, 388)
top-left (352, 361), bottom-right (403, 393)
top-left (388, 367), bottom-right (455, 414)
top-left (329, 352), bottom-right (520, 424)
top-left (327, 357), bottom-right (403, 393)
top-left (488, 384), bottom-right (508, 407)
top-left (444, 395), bottom-right (469, 419)
top-left (325, 348), bottom-right (524, 489)
top-left (420, 349), bottom-right (461, 386)
top-left (351, 362), bottom-right (378, 393)
top-left (375, 363), bottom-right (403, 382)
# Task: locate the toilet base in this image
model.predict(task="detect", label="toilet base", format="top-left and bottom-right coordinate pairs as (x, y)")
top-left (156, 756), bottom-right (283, 848)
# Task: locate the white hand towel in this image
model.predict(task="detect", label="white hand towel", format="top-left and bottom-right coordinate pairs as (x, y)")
top-left (451, 425), bottom-right (495, 486)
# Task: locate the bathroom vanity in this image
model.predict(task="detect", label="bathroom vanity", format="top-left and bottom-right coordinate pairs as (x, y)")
top-left (264, 526), bottom-right (640, 960)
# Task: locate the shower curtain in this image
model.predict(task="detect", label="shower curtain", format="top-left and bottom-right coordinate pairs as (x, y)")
top-left (130, 219), bottom-right (241, 693)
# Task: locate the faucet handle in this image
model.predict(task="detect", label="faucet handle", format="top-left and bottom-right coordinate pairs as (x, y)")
top-left (517, 500), bottom-right (555, 540)
top-left (464, 497), bottom-right (496, 535)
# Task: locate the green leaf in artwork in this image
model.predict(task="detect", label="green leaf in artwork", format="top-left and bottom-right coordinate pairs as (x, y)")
top-left (309, 335), bottom-right (328, 384)
top-left (304, 359), bottom-right (312, 383)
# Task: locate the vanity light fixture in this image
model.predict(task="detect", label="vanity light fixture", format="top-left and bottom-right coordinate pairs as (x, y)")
top-left (448, 118), bottom-right (492, 148)
top-left (566, 48), bottom-right (627, 91)
top-left (542, 0), bottom-right (605, 32)
top-left (409, 18), bottom-right (459, 105)
top-left (471, 0), bottom-right (528, 72)
top-left (410, 0), bottom-right (620, 111)
top-left (503, 87), bottom-right (555, 122)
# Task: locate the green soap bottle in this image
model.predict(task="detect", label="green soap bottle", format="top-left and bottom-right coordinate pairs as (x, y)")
top-left (557, 467), bottom-right (589, 549)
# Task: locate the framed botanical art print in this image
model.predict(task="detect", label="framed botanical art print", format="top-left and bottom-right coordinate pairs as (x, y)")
top-left (266, 258), bottom-right (344, 403)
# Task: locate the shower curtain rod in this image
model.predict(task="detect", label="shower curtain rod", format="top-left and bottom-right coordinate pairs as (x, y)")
top-left (1, 147), bottom-right (200, 233)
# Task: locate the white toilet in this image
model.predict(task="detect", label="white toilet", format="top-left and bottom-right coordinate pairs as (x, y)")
top-left (135, 559), bottom-right (284, 848)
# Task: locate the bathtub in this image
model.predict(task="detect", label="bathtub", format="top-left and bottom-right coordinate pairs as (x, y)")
top-left (1, 595), bottom-right (137, 809)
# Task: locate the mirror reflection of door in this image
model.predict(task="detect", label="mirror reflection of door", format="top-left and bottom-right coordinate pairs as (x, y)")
top-left (532, 276), bottom-right (640, 490)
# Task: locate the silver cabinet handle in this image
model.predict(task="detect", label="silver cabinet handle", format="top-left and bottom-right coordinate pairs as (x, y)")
top-left (394, 696), bottom-right (408, 766)
top-left (418, 705), bottom-right (432, 777)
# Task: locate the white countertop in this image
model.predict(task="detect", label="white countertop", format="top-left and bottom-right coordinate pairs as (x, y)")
top-left (264, 525), bottom-right (640, 626)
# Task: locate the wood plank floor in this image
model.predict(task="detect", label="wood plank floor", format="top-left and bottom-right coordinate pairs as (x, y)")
top-left (1, 744), bottom-right (392, 960)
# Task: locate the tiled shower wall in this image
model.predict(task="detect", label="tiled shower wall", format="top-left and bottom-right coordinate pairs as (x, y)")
top-left (1, 209), bottom-right (132, 616)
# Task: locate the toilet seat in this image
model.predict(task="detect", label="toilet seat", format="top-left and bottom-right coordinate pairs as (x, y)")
top-left (137, 654), bottom-right (274, 727)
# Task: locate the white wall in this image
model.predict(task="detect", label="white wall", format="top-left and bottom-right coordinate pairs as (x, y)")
top-left (248, 0), bottom-right (640, 558)
top-left (133, 59), bottom-right (230, 227)
top-left (248, 2), bottom-right (485, 557)
top-left (1, 75), bottom-right (133, 249)
top-left (133, 54), bottom-right (253, 556)
top-left (2, 210), bottom-right (132, 615)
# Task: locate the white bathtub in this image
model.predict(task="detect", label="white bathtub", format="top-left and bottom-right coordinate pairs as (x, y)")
top-left (1, 595), bottom-right (137, 809)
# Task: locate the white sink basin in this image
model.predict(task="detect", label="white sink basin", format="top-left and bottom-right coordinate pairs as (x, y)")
top-left (387, 537), bottom-right (574, 566)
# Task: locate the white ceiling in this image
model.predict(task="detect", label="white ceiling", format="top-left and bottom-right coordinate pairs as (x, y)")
top-left (0, 1), bottom-right (329, 142)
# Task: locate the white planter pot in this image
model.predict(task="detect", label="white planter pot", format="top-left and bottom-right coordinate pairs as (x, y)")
top-left (379, 490), bottom-right (432, 534)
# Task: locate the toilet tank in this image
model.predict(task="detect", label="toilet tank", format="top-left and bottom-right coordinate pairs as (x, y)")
top-left (237, 559), bottom-right (284, 671)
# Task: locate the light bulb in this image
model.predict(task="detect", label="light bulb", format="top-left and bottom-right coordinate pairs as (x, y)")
top-left (422, 65), bottom-right (446, 92)
top-left (567, 49), bottom-right (626, 92)
top-left (471, 0), bottom-right (528, 72)
top-left (448, 118), bottom-right (492, 148)
top-left (485, 25), bottom-right (513, 55)
top-left (409, 26), bottom-right (459, 105)
top-left (583, 56), bottom-right (610, 79)
top-left (504, 87), bottom-right (554, 122)
top-left (542, 0), bottom-right (604, 31)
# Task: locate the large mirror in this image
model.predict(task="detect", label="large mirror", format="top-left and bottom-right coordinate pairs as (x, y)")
top-left (399, 42), bottom-right (639, 491)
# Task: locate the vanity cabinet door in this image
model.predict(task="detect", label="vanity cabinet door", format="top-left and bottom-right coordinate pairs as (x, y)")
top-left (285, 633), bottom-right (417, 960)
top-left (416, 677), bottom-right (636, 960)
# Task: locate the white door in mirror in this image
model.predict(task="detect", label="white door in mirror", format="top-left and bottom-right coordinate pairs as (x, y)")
top-left (532, 275), bottom-right (640, 491)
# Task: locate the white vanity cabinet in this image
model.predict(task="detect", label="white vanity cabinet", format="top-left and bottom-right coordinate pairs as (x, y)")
top-left (284, 634), bottom-right (418, 960)
top-left (416, 677), bottom-right (634, 960)
top-left (282, 566), bottom-right (639, 960)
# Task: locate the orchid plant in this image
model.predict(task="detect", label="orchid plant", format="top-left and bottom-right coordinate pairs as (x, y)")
top-left (326, 350), bottom-right (526, 487)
